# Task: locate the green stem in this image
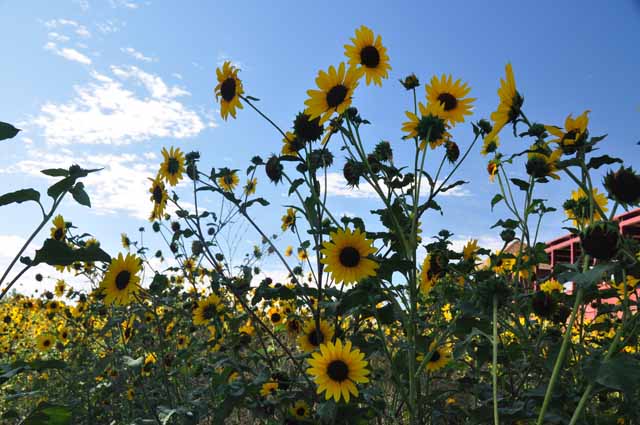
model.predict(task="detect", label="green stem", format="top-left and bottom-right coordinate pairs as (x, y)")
top-left (493, 294), bottom-right (500, 425)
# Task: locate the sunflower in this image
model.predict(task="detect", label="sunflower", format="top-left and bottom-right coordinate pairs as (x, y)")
top-left (260, 381), bottom-right (279, 397)
top-left (564, 188), bottom-right (608, 227)
top-left (483, 63), bottom-right (522, 153)
top-left (100, 253), bottom-right (142, 306)
top-left (425, 74), bottom-right (475, 125)
top-left (305, 62), bottom-right (363, 124)
top-left (149, 176), bottom-right (168, 221)
top-left (289, 400), bottom-right (311, 420)
top-left (121, 233), bottom-right (131, 249)
top-left (281, 208), bottom-right (296, 231)
top-left (193, 294), bottom-right (223, 325)
top-left (243, 178), bottom-right (257, 196)
top-left (419, 341), bottom-right (452, 372)
top-left (121, 316), bottom-right (135, 344)
top-left (36, 334), bottom-right (55, 352)
top-left (481, 135), bottom-right (500, 156)
top-left (320, 228), bottom-right (378, 285)
top-left (50, 215), bottom-right (66, 241)
top-left (540, 279), bottom-right (563, 294)
top-left (282, 131), bottom-right (303, 156)
top-left (159, 146), bottom-right (185, 186)
top-left (487, 160), bottom-right (499, 183)
top-left (239, 321), bottom-right (255, 337)
top-left (218, 170), bottom-right (239, 192)
top-left (176, 334), bottom-right (190, 350)
top-left (142, 352), bottom-right (157, 377)
top-left (611, 275), bottom-right (639, 297)
top-left (267, 306), bottom-right (284, 326)
top-left (54, 279), bottom-right (66, 297)
top-left (419, 255), bottom-right (439, 295)
top-left (344, 25), bottom-right (391, 86)
top-left (462, 239), bottom-right (479, 261)
top-left (298, 319), bottom-right (335, 353)
top-left (286, 317), bottom-right (301, 335)
top-left (126, 387), bottom-right (135, 401)
top-left (214, 61), bottom-right (244, 120)
top-left (307, 339), bottom-right (369, 403)
top-left (401, 101), bottom-right (449, 150)
top-left (284, 245), bottom-right (293, 257)
top-left (545, 110), bottom-right (590, 154)
top-left (525, 143), bottom-right (562, 180)
top-left (298, 249), bottom-right (308, 262)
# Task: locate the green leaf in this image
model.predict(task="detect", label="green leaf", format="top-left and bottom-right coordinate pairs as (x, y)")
top-left (587, 155), bottom-right (622, 170)
top-left (510, 178), bottom-right (530, 191)
top-left (491, 194), bottom-right (503, 211)
top-left (0, 121), bottom-right (20, 141)
top-left (71, 182), bottom-right (91, 207)
top-left (288, 178), bottom-right (304, 196)
top-left (41, 168), bottom-right (69, 177)
top-left (0, 188), bottom-right (40, 207)
top-left (439, 179), bottom-right (467, 193)
top-left (595, 354), bottom-right (640, 394)
top-left (47, 177), bottom-right (75, 199)
top-left (23, 403), bottom-right (71, 425)
top-left (32, 239), bottom-right (111, 266)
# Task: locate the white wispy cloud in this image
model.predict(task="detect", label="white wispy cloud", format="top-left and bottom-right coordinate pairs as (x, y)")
top-left (31, 65), bottom-right (206, 145)
top-left (109, 0), bottom-right (145, 9)
top-left (121, 47), bottom-right (155, 62)
top-left (96, 19), bottom-right (124, 34)
top-left (45, 42), bottom-right (93, 65)
top-left (321, 172), bottom-right (470, 199)
top-left (44, 18), bottom-right (91, 38)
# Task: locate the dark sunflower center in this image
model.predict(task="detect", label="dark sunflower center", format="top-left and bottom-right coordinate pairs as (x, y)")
top-left (430, 350), bottom-right (441, 362)
top-left (43, 339), bottom-right (51, 347)
top-left (326, 85), bottom-right (348, 108)
top-left (124, 328), bottom-right (132, 338)
top-left (53, 228), bottom-right (64, 240)
top-left (563, 130), bottom-right (578, 142)
top-left (339, 246), bottom-right (361, 268)
top-left (437, 93), bottom-right (458, 111)
top-left (152, 185), bottom-right (163, 204)
top-left (308, 329), bottom-right (324, 346)
top-left (296, 407), bottom-right (306, 416)
top-left (202, 304), bottom-right (217, 320)
top-left (3, 315), bottom-right (11, 324)
top-left (167, 157), bottom-right (180, 175)
top-left (115, 271), bottom-right (131, 290)
top-left (224, 175), bottom-right (233, 185)
top-left (360, 45), bottom-right (380, 68)
top-left (327, 359), bottom-right (349, 382)
top-left (270, 313), bottom-right (281, 323)
top-left (220, 78), bottom-right (236, 102)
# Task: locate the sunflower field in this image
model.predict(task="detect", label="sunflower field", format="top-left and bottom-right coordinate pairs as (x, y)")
top-left (2, 24), bottom-right (640, 425)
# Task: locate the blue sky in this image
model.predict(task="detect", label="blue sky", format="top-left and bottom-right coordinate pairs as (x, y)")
top-left (1, 0), bottom-right (639, 293)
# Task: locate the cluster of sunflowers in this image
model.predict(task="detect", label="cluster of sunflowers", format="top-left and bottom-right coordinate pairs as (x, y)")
top-left (2, 24), bottom-right (640, 425)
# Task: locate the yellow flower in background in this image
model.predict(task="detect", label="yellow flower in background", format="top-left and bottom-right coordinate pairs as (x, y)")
top-left (526, 143), bottom-right (562, 180)
top-left (284, 245), bottom-right (293, 257)
top-left (149, 176), bottom-right (168, 221)
top-left (545, 110), bottom-right (590, 153)
top-left (305, 62), bottom-right (363, 124)
top-left (419, 341), bottom-right (452, 372)
top-left (425, 74), bottom-right (475, 125)
top-left (611, 275), bottom-right (639, 297)
top-left (176, 334), bottom-right (190, 350)
top-left (267, 306), bottom-right (284, 326)
top-left (483, 63), bottom-right (521, 153)
top-left (289, 400), bottom-right (311, 419)
top-left (281, 207), bottom-right (296, 231)
top-left (297, 248), bottom-right (308, 261)
top-left (214, 61), bottom-right (244, 120)
top-left (100, 253), bottom-right (142, 306)
top-left (50, 215), bottom-right (66, 241)
top-left (218, 170), bottom-right (239, 192)
top-left (462, 239), bottom-right (479, 261)
top-left (121, 233), bottom-right (131, 249)
top-left (298, 319), bottom-right (335, 353)
top-left (243, 178), bottom-right (257, 196)
top-left (193, 294), bottom-right (223, 325)
top-left (142, 352), bottom-right (157, 377)
top-left (307, 339), bottom-right (369, 403)
top-left (419, 254), bottom-right (442, 295)
top-left (54, 279), bottom-right (66, 297)
top-left (402, 101), bottom-right (449, 150)
top-left (487, 160), bottom-right (499, 183)
top-left (260, 381), bottom-right (278, 397)
top-left (564, 187), bottom-right (608, 226)
top-left (36, 334), bottom-right (55, 352)
top-left (344, 25), bottom-right (391, 86)
top-left (281, 131), bottom-right (301, 156)
top-left (540, 278), bottom-right (564, 294)
top-left (321, 228), bottom-right (378, 285)
top-left (159, 146), bottom-right (185, 186)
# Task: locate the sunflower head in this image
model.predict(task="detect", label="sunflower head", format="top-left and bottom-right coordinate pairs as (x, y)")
top-left (344, 25), bottom-right (391, 86)
top-left (289, 400), bottom-right (311, 419)
top-left (282, 131), bottom-right (304, 156)
top-left (400, 73), bottom-right (420, 90)
top-left (260, 381), bottom-right (279, 397)
top-left (267, 306), bottom-right (284, 326)
top-left (100, 253), bottom-right (142, 306)
top-left (297, 319), bottom-right (335, 353)
top-left (281, 208), bottom-right (296, 232)
top-left (402, 102), bottom-right (448, 149)
top-left (243, 178), bottom-right (257, 196)
top-left (540, 278), bottom-right (564, 294)
top-left (294, 112), bottom-right (324, 143)
top-left (604, 166), bottom-right (640, 206)
top-left (265, 155), bottom-right (283, 184)
top-left (320, 227), bottom-right (378, 285)
top-left (149, 176), bottom-right (168, 222)
top-left (193, 294), bottom-right (223, 325)
top-left (217, 169), bottom-right (239, 192)
top-left (525, 143), bottom-right (562, 180)
top-left (419, 341), bottom-right (452, 373)
top-left (159, 146), bottom-right (186, 186)
top-left (426, 74), bottom-right (475, 125)
top-left (307, 339), bottom-right (369, 403)
top-left (546, 110), bottom-right (590, 155)
top-left (214, 61), bottom-right (244, 120)
top-left (36, 334), bottom-right (55, 352)
top-left (50, 215), bottom-right (66, 241)
top-left (305, 62), bottom-right (363, 124)
top-left (563, 188), bottom-right (608, 227)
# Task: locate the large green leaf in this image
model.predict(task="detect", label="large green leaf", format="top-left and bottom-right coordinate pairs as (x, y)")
top-left (0, 121), bottom-right (20, 141)
top-left (0, 188), bottom-right (40, 207)
top-left (23, 403), bottom-right (72, 425)
top-left (71, 182), bottom-right (91, 207)
top-left (32, 239), bottom-right (111, 266)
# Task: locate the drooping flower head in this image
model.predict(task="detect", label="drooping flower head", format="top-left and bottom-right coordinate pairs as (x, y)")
top-left (402, 101), bottom-right (449, 150)
top-left (545, 110), bottom-right (590, 155)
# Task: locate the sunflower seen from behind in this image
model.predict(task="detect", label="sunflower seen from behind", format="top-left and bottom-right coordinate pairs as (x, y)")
top-left (159, 146), bottom-right (185, 186)
top-left (564, 187), bottom-right (608, 227)
top-left (100, 253), bottom-right (142, 306)
top-left (425, 74), bottom-right (475, 125)
top-left (215, 61), bottom-right (244, 120)
top-left (307, 339), bottom-right (369, 403)
top-left (305, 62), bottom-right (363, 124)
top-left (320, 227), bottom-right (378, 285)
top-left (298, 319), bottom-right (335, 353)
top-left (402, 101), bottom-right (449, 150)
top-left (149, 176), bottom-right (168, 221)
top-left (545, 110), bottom-right (590, 155)
top-left (344, 25), bottom-right (391, 86)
